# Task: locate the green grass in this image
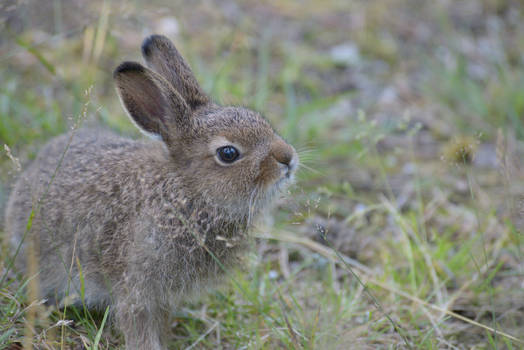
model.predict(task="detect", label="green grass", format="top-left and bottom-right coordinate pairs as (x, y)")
top-left (2, 0), bottom-right (524, 348)
top-left (426, 55), bottom-right (524, 139)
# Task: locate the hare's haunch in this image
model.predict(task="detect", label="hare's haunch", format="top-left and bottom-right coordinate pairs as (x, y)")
top-left (5, 34), bottom-right (298, 350)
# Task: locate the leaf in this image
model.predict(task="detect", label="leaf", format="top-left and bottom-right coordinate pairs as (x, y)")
top-left (92, 306), bottom-right (110, 350)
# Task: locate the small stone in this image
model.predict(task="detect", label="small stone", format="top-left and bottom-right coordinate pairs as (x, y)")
top-left (330, 42), bottom-right (361, 66)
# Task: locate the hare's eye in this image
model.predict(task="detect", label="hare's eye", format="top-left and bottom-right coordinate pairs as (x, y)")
top-left (217, 146), bottom-right (240, 163)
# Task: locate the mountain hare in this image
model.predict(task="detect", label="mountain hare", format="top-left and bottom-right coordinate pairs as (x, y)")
top-left (5, 34), bottom-right (298, 349)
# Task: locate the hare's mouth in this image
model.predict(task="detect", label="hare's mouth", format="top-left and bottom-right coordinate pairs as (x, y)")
top-left (273, 165), bottom-right (297, 190)
top-left (282, 155), bottom-right (298, 180)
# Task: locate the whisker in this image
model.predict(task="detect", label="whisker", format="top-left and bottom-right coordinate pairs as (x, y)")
top-left (294, 142), bottom-right (317, 151)
top-left (296, 150), bottom-right (319, 164)
top-left (296, 146), bottom-right (316, 153)
top-left (296, 157), bottom-right (318, 166)
top-left (247, 186), bottom-right (259, 227)
top-left (299, 163), bottom-right (323, 175)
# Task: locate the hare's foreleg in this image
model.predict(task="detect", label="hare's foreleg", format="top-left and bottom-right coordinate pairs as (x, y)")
top-left (114, 283), bottom-right (170, 350)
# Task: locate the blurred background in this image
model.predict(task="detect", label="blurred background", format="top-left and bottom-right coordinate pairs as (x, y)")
top-left (1, 0), bottom-right (524, 348)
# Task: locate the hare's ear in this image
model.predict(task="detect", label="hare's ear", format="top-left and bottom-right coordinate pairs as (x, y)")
top-left (113, 61), bottom-right (191, 142)
top-left (141, 34), bottom-right (209, 110)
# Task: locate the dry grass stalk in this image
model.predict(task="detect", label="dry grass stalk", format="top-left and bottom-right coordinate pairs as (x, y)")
top-left (260, 230), bottom-right (524, 345)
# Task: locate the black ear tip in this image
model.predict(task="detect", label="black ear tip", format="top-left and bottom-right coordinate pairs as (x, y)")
top-left (141, 34), bottom-right (171, 57)
top-left (113, 61), bottom-right (145, 78)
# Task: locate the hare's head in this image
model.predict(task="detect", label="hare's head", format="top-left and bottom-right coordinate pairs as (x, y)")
top-left (114, 35), bottom-right (298, 217)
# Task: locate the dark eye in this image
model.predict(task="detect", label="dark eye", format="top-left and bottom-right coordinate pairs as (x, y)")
top-left (217, 146), bottom-right (240, 163)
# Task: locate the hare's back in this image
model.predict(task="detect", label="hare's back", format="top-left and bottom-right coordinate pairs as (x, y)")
top-left (5, 129), bottom-right (149, 252)
top-left (19, 128), bottom-right (140, 194)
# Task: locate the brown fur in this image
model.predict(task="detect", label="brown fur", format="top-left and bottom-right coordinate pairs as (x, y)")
top-left (5, 35), bottom-right (298, 350)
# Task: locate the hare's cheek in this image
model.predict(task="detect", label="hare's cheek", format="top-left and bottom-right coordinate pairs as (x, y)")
top-left (255, 157), bottom-right (280, 188)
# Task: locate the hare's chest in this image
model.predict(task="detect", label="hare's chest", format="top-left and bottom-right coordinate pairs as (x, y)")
top-left (138, 201), bottom-right (248, 276)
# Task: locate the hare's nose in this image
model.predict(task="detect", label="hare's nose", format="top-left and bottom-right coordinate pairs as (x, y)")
top-left (275, 149), bottom-right (292, 167)
top-left (271, 139), bottom-right (298, 176)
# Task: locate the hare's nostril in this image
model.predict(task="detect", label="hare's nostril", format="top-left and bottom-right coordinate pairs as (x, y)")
top-left (275, 151), bottom-right (293, 167)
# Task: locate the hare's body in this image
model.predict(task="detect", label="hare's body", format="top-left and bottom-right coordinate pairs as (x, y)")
top-left (7, 128), bottom-right (246, 301)
top-left (7, 129), bottom-right (249, 347)
top-left (5, 35), bottom-right (297, 349)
